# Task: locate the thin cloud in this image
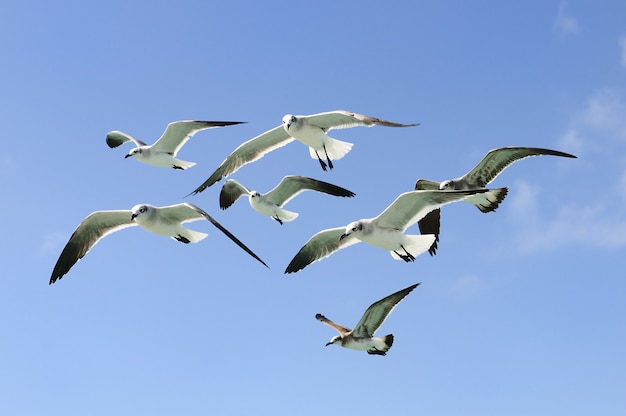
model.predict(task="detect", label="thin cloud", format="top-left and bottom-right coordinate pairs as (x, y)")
top-left (554, 1), bottom-right (580, 35)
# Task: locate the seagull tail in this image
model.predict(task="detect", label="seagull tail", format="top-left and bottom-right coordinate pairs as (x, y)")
top-left (276, 208), bottom-right (299, 223)
top-left (173, 227), bottom-right (208, 243)
top-left (309, 138), bottom-right (354, 161)
top-left (172, 159), bottom-right (196, 170)
top-left (466, 187), bottom-right (509, 213)
top-left (390, 234), bottom-right (436, 261)
top-left (383, 334), bottom-right (394, 349)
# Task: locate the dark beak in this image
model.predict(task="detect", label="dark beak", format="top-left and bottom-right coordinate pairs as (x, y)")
top-left (124, 154), bottom-right (132, 159)
top-left (130, 213), bottom-right (137, 221)
top-left (339, 233), bottom-right (348, 240)
top-left (325, 342), bottom-right (332, 347)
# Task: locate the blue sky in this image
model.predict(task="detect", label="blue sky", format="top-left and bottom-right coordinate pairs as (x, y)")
top-left (1, 1), bottom-right (625, 415)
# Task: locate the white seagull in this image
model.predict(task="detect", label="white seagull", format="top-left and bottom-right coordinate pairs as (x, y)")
top-left (415, 146), bottom-right (577, 255)
top-left (284, 189), bottom-right (487, 274)
top-left (106, 120), bottom-right (245, 170)
top-left (316, 283), bottom-right (420, 356)
top-left (50, 202), bottom-right (268, 284)
top-left (190, 110), bottom-right (418, 194)
top-left (219, 176), bottom-right (356, 224)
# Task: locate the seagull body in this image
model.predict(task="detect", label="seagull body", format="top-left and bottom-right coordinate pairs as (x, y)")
top-left (50, 202), bottom-right (267, 284)
top-left (316, 283), bottom-right (420, 355)
top-left (190, 110), bottom-right (418, 194)
top-left (415, 146), bottom-right (578, 255)
top-left (284, 189), bottom-right (487, 273)
top-left (106, 120), bottom-right (245, 170)
top-left (219, 176), bottom-right (356, 224)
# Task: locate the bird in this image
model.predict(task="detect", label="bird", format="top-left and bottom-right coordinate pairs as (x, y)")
top-left (49, 202), bottom-right (268, 284)
top-left (316, 283), bottom-right (420, 355)
top-left (219, 175), bottom-right (356, 224)
top-left (414, 146), bottom-right (578, 255)
top-left (189, 110), bottom-right (418, 194)
top-left (284, 189), bottom-right (488, 273)
top-left (106, 120), bottom-right (245, 170)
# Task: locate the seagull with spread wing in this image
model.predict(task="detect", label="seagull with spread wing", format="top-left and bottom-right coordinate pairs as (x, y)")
top-left (50, 202), bottom-right (268, 284)
top-left (284, 189), bottom-right (487, 274)
top-left (316, 283), bottom-right (420, 355)
top-left (219, 175), bottom-right (356, 224)
top-left (106, 120), bottom-right (245, 170)
top-left (190, 110), bottom-right (418, 194)
top-left (415, 146), bottom-right (577, 255)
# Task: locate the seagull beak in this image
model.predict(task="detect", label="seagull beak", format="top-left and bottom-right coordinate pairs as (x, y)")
top-left (339, 233), bottom-right (348, 240)
top-left (124, 154), bottom-right (132, 159)
top-left (325, 342), bottom-right (332, 347)
top-left (130, 213), bottom-right (137, 221)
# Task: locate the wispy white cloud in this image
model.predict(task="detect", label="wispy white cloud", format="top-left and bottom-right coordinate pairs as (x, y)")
top-left (554, 1), bottom-right (580, 36)
top-left (0, 154), bottom-right (18, 184)
top-left (581, 89), bottom-right (626, 140)
top-left (38, 232), bottom-right (67, 256)
top-left (619, 35), bottom-right (626, 68)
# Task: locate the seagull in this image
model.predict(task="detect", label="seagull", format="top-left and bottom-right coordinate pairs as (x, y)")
top-left (189, 110), bottom-right (418, 194)
top-left (284, 189), bottom-right (488, 273)
top-left (415, 146), bottom-right (578, 255)
top-left (219, 176), bottom-right (356, 224)
top-left (106, 120), bottom-right (245, 170)
top-left (316, 283), bottom-right (420, 355)
top-left (50, 202), bottom-right (268, 284)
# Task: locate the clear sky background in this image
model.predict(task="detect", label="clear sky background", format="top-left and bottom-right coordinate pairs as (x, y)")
top-left (1, 1), bottom-right (625, 415)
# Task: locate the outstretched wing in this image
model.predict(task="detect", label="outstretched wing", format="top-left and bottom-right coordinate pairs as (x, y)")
top-left (50, 210), bottom-right (136, 284)
top-left (189, 125), bottom-right (294, 194)
top-left (152, 120), bottom-right (245, 156)
top-left (265, 176), bottom-right (355, 207)
top-left (284, 227), bottom-right (360, 274)
top-left (375, 189), bottom-right (486, 231)
top-left (305, 110), bottom-right (419, 131)
top-left (463, 146), bottom-right (577, 187)
top-left (105, 131), bottom-right (147, 148)
top-left (219, 179), bottom-right (252, 209)
top-left (352, 283), bottom-right (420, 338)
top-left (315, 313), bottom-right (352, 336)
top-left (414, 179), bottom-right (443, 256)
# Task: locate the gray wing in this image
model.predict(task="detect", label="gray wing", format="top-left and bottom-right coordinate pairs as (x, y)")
top-left (189, 125), bottom-right (294, 194)
top-left (105, 131), bottom-right (147, 148)
top-left (163, 203), bottom-right (269, 268)
top-left (50, 210), bottom-right (136, 284)
top-left (265, 176), bottom-right (356, 207)
top-left (414, 179), bottom-right (443, 256)
top-left (463, 146), bottom-right (578, 187)
top-left (352, 283), bottom-right (420, 338)
top-left (305, 110), bottom-right (419, 131)
top-left (151, 120), bottom-right (245, 155)
top-left (315, 313), bottom-right (352, 336)
top-left (284, 227), bottom-right (360, 274)
top-left (219, 179), bottom-right (252, 209)
top-left (375, 189), bottom-right (487, 231)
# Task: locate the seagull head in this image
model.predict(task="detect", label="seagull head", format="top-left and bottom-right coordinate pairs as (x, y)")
top-left (340, 221), bottom-right (363, 240)
top-left (130, 204), bottom-right (150, 221)
top-left (250, 191), bottom-right (261, 199)
top-left (125, 148), bottom-right (142, 159)
top-left (439, 180), bottom-right (455, 190)
top-left (282, 114), bottom-right (297, 131)
top-left (325, 336), bottom-right (341, 347)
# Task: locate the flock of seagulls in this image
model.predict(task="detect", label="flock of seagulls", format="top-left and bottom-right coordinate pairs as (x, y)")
top-left (50, 110), bottom-right (577, 355)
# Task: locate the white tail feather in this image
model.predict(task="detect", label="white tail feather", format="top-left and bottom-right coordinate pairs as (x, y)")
top-left (308, 138), bottom-right (354, 161)
top-left (389, 234), bottom-right (436, 260)
top-left (276, 208), bottom-right (299, 223)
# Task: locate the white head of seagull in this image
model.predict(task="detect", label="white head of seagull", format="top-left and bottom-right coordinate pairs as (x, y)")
top-left (316, 283), bottom-right (420, 355)
top-left (49, 202), bottom-right (268, 284)
top-left (284, 188), bottom-right (489, 274)
top-left (219, 175), bottom-right (355, 224)
top-left (189, 110), bottom-right (418, 194)
top-left (106, 120), bottom-right (245, 170)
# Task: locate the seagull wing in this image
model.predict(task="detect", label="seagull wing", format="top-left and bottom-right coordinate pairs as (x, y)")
top-left (463, 146), bottom-right (578, 187)
top-left (265, 176), bottom-right (355, 207)
top-left (50, 210), bottom-right (136, 284)
top-left (414, 178), bottom-right (441, 190)
top-left (374, 189), bottom-right (486, 231)
top-left (284, 227), bottom-right (360, 274)
top-left (219, 179), bottom-right (252, 209)
top-left (151, 120), bottom-right (245, 155)
top-left (163, 203), bottom-right (269, 268)
top-left (352, 283), bottom-right (420, 338)
top-left (315, 313), bottom-right (352, 336)
top-left (305, 110), bottom-right (419, 131)
top-left (189, 125), bottom-right (294, 194)
top-left (414, 179), bottom-right (443, 255)
top-left (105, 131), bottom-right (147, 148)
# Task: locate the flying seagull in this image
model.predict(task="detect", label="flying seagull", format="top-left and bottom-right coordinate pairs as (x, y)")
top-left (316, 283), bottom-right (420, 355)
top-left (284, 189), bottom-right (488, 274)
top-left (50, 202), bottom-right (268, 284)
top-left (219, 175), bottom-right (356, 224)
top-left (106, 120), bottom-right (245, 170)
top-left (415, 146), bottom-right (578, 255)
top-left (190, 110), bottom-right (418, 194)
